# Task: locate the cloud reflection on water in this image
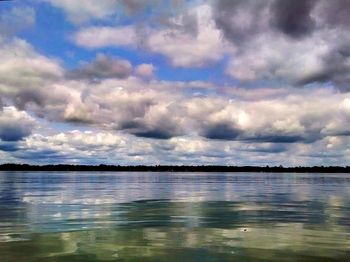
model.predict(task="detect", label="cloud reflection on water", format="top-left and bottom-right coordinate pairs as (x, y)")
top-left (0, 172), bottom-right (350, 261)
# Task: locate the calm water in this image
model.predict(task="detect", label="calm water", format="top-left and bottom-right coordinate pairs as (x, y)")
top-left (0, 172), bottom-right (350, 261)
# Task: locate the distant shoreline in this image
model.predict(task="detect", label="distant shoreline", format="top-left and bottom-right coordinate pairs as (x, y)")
top-left (0, 164), bottom-right (349, 173)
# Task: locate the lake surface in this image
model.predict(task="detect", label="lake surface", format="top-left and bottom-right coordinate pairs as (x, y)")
top-left (0, 172), bottom-right (350, 261)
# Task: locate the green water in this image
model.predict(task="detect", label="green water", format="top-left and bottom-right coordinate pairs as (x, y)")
top-left (0, 172), bottom-right (349, 261)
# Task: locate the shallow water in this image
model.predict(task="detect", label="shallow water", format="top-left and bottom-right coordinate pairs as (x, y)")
top-left (0, 171), bottom-right (349, 261)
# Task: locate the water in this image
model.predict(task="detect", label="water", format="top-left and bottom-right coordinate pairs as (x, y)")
top-left (0, 172), bottom-right (350, 261)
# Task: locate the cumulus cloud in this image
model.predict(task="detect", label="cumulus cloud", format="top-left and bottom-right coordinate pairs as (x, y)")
top-left (184, 88), bottom-right (350, 145)
top-left (212, 0), bottom-right (270, 43)
top-left (73, 4), bottom-right (228, 68)
top-left (126, 103), bottom-right (185, 139)
top-left (212, 0), bottom-right (320, 42)
top-left (225, 31), bottom-right (331, 83)
top-left (67, 54), bottom-right (133, 81)
top-left (73, 26), bottom-right (138, 49)
top-left (2, 37), bottom-right (350, 149)
top-left (135, 64), bottom-right (155, 78)
top-left (0, 107), bottom-right (35, 142)
top-left (0, 40), bottom-right (186, 138)
top-left (0, 38), bottom-right (63, 91)
top-left (298, 42), bottom-right (350, 90)
top-left (13, 130), bottom-right (289, 165)
top-left (209, 0), bottom-right (350, 90)
top-left (14, 126), bottom-right (350, 166)
top-left (71, 77), bottom-right (186, 138)
top-left (146, 4), bottom-right (227, 67)
top-left (0, 38), bottom-right (80, 121)
top-left (19, 130), bottom-right (159, 164)
top-left (25, 130), bottom-right (125, 153)
top-left (0, 37), bottom-right (209, 139)
top-left (52, 0), bottom-right (350, 88)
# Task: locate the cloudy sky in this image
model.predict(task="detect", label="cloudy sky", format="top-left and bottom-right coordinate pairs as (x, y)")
top-left (0, 0), bottom-right (350, 166)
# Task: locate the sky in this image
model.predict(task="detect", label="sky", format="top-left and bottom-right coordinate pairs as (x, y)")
top-left (0, 0), bottom-right (350, 166)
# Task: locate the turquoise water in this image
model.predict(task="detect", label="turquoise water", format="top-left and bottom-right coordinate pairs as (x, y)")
top-left (0, 172), bottom-right (350, 261)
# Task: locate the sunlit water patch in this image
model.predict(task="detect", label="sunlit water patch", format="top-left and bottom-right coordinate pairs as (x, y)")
top-left (0, 172), bottom-right (350, 261)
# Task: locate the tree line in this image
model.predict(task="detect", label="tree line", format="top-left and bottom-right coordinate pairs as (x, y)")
top-left (0, 164), bottom-right (349, 173)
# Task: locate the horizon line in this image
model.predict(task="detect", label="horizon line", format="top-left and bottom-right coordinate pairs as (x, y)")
top-left (1, 164), bottom-right (350, 173)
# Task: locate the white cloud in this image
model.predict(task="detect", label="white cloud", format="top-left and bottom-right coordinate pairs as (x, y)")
top-left (73, 4), bottom-right (229, 68)
top-left (135, 64), bottom-right (155, 78)
top-left (0, 38), bottom-right (63, 86)
top-left (42, 0), bottom-right (117, 24)
top-left (2, 37), bottom-right (350, 151)
top-left (64, 0), bottom-right (350, 87)
top-left (74, 26), bottom-right (137, 48)
top-left (25, 130), bottom-right (125, 152)
top-left (226, 30), bottom-right (331, 83)
top-left (0, 38), bottom-right (78, 122)
top-left (20, 129), bottom-right (158, 164)
top-left (146, 4), bottom-right (228, 67)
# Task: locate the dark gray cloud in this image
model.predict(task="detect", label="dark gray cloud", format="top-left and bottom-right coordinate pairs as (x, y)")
top-left (13, 149), bottom-right (70, 162)
top-left (298, 45), bottom-right (350, 90)
top-left (0, 127), bottom-right (30, 142)
top-left (317, 0), bottom-right (350, 28)
top-left (121, 118), bottom-right (183, 140)
top-left (245, 135), bottom-right (305, 144)
top-left (239, 143), bottom-right (288, 153)
top-left (133, 129), bottom-right (178, 139)
top-left (68, 54), bottom-right (132, 81)
top-left (213, 0), bottom-right (350, 90)
top-left (213, 0), bottom-right (317, 42)
top-left (202, 123), bottom-right (241, 140)
top-left (269, 0), bottom-right (317, 38)
top-left (213, 0), bottom-right (268, 43)
top-left (0, 142), bottom-right (19, 152)
top-left (0, 107), bottom-right (35, 142)
top-left (119, 0), bottom-right (147, 14)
